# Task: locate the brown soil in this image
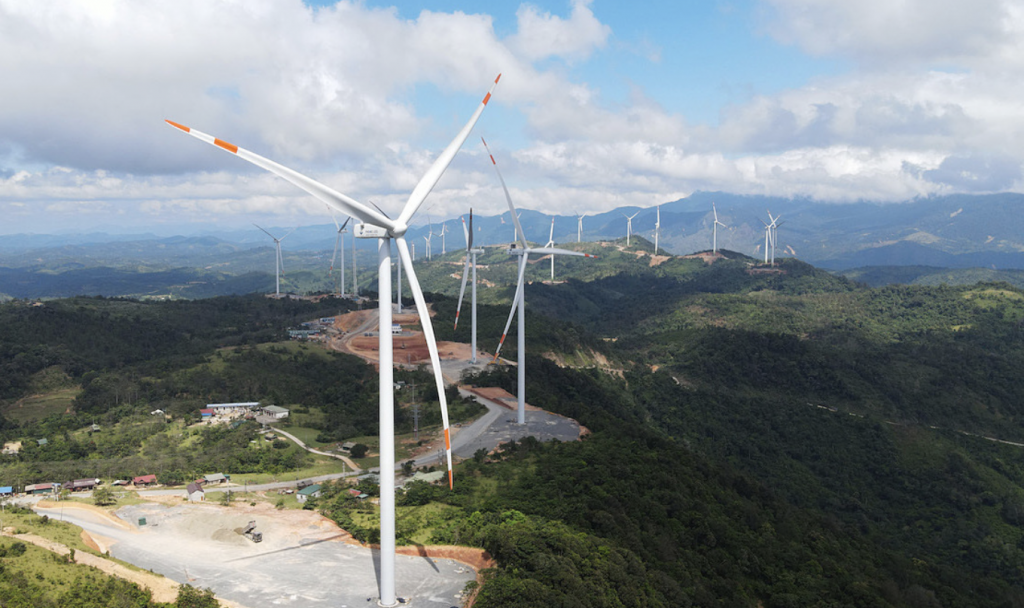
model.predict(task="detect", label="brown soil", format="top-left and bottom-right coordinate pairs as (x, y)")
top-left (36, 501), bottom-right (133, 530)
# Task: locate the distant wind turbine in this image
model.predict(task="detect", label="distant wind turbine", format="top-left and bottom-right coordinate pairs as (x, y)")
top-left (575, 211), bottom-right (587, 242)
top-left (623, 211), bottom-right (639, 246)
top-left (483, 138), bottom-right (596, 425)
top-left (454, 210), bottom-right (484, 364)
top-left (653, 206), bottom-right (661, 254)
top-left (545, 218), bottom-right (557, 280)
top-left (328, 210), bottom-right (350, 296)
top-left (253, 224), bottom-right (294, 297)
top-left (712, 203), bottom-right (727, 254)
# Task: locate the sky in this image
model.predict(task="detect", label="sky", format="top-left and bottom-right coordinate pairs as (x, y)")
top-left (2, 0), bottom-right (1024, 235)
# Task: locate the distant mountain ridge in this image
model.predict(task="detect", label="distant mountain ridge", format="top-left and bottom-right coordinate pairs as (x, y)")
top-left (4, 192), bottom-right (1024, 286)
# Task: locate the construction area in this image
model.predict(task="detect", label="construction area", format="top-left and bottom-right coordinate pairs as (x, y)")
top-left (39, 501), bottom-right (478, 608)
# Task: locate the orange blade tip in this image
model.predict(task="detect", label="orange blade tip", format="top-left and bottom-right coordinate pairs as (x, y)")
top-left (495, 73), bottom-right (501, 83)
top-left (165, 120), bottom-right (190, 132)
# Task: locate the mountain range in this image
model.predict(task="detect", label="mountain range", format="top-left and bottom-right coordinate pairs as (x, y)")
top-left (4, 191), bottom-right (1024, 299)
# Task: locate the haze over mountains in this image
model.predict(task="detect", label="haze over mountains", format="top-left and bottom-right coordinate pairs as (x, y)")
top-left (3, 191), bottom-right (1024, 299)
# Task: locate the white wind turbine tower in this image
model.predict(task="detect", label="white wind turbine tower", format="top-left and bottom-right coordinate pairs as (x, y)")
top-left (575, 211), bottom-right (587, 242)
top-left (623, 211), bottom-right (639, 246)
top-left (454, 210), bottom-right (484, 364)
top-left (439, 222), bottom-right (448, 255)
top-left (253, 224), bottom-right (294, 297)
top-left (545, 218), bottom-right (557, 280)
top-left (351, 223), bottom-right (359, 296)
top-left (653, 205), bottom-right (661, 254)
top-left (328, 210), bottom-right (350, 296)
top-left (483, 138), bottom-right (596, 425)
top-left (166, 73), bottom-right (499, 607)
top-left (768, 211), bottom-right (781, 266)
top-left (712, 202), bottom-right (727, 254)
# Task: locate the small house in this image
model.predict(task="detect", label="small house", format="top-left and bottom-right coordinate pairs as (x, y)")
top-left (261, 405), bottom-right (289, 419)
top-left (186, 482), bottom-right (205, 502)
top-left (0, 486), bottom-right (12, 497)
top-left (391, 324), bottom-right (402, 335)
top-left (25, 483), bottom-right (58, 495)
top-left (36, 438), bottom-right (48, 446)
top-left (133, 474), bottom-right (157, 487)
top-left (111, 480), bottom-right (129, 486)
top-left (64, 478), bottom-right (100, 492)
top-left (340, 442), bottom-right (356, 453)
top-left (200, 408), bottom-right (215, 419)
top-left (203, 473), bottom-right (228, 485)
top-left (296, 484), bottom-right (322, 503)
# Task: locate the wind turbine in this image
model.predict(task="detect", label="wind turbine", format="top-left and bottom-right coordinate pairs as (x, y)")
top-left (424, 221), bottom-right (434, 260)
top-left (712, 202), bottom-right (727, 254)
top-left (768, 212), bottom-right (782, 266)
top-left (545, 218), bottom-right (557, 280)
top-left (253, 224), bottom-right (294, 297)
top-left (454, 210), bottom-right (484, 364)
top-left (439, 222), bottom-right (448, 255)
top-left (623, 211), bottom-right (639, 246)
top-left (483, 138), bottom-right (595, 425)
top-left (352, 223), bottom-right (359, 296)
top-left (575, 211), bottom-right (587, 242)
top-left (166, 73), bottom-right (499, 607)
top-left (328, 209), bottom-right (350, 296)
top-left (653, 205), bottom-right (661, 254)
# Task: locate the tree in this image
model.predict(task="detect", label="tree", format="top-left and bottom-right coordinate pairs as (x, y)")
top-left (350, 443), bottom-right (369, 459)
top-left (93, 486), bottom-right (116, 506)
top-left (176, 584), bottom-right (218, 608)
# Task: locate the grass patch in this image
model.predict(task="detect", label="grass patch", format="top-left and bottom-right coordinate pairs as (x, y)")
top-left (275, 425), bottom-right (328, 448)
top-left (4, 387), bottom-right (81, 422)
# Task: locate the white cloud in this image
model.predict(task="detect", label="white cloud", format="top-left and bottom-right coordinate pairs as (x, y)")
top-left (5, 0), bottom-right (1024, 236)
top-left (506, 0), bottom-right (610, 63)
top-left (760, 0), bottom-right (1016, 67)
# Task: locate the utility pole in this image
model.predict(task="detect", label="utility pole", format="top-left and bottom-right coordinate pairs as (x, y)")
top-left (411, 403), bottom-right (421, 443)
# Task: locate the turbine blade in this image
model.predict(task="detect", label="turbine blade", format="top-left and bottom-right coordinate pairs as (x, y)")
top-left (166, 120), bottom-right (394, 231)
top-left (527, 246), bottom-right (596, 258)
top-left (461, 216), bottom-right (469, 249)
top-left (468, 208), bottom-right (474, 249)
top-left (493, 254), bottom-right (527, 362)
top-left (454, 255), bottom-right (471, 330)
top-left (253, 223), bottom-right (276, 240)
top-left (480, 138), bottom-right (528, 248)
top-left (396, 237), bottom-right (453, 488)
top-left (397, 74), bottom-right (501, 227)
top-left (279, 227), bottom-right (296, 242)
top-left (548, 217), bottom-right (555, 245)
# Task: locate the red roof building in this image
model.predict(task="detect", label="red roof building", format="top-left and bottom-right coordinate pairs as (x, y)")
top-left (133, 474), bottom-right (157, 486)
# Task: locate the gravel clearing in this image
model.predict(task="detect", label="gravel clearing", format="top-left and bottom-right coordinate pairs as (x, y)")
top-left (49, 501), bottom-right (475, 608)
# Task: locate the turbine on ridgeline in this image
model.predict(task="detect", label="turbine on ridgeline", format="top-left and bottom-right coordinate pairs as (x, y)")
top-left (483, 138), bottom-right (596, 425)
top-left (253, 223), bottom-right (294, 297)
top-left (454, 209), bottom-right (484, 364)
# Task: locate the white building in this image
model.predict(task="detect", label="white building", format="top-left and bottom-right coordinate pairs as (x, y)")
top-left (206, 402), bottom-right (259, 413)
top-left (262, 405), bottom-right (289, 419)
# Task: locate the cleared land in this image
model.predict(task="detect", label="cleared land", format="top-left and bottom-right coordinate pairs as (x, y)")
top-left (40, 501), bottom-right (478, 608)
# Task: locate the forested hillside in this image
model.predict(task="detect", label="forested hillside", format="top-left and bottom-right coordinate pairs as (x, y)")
top-left (3, 253), bottom-right (1024, 606)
